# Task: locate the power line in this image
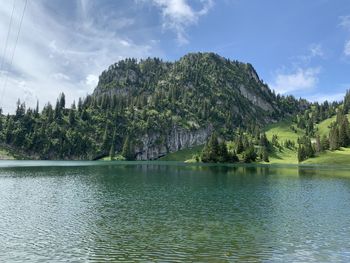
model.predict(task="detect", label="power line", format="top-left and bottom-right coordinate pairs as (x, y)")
top-left (0, 0), bottom-right (28, 105)
top-left (9, 0), bottom-right (28, 70)
top-left (0, 0), bottom-right (16, 78)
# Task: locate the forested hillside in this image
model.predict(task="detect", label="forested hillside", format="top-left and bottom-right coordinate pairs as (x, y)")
top-left (194, 91), bottom-right (350, 165)
top-left (0, 52), bottom-right (317, 160)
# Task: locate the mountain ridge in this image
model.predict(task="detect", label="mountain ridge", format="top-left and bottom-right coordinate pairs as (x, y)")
top-left (0, 52), bottom-right (312, 160)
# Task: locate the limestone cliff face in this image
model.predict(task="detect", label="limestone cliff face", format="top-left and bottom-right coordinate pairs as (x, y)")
top-left (134, 126), bottom-right (211, 160)
top-left (239, 84), bottom-right (274, 112)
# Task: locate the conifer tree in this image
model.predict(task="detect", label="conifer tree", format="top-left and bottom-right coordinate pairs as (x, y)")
top-left (263, 147), bottom-right (269, 162)
top-left (315, 135), bottom-right (322, 153)
top-left (243, 145), bottom-right (257, 163)
top-left (298, 145), bottom-right (306, 163)
top-left (59, 93), bottom-right (66, 109)
top-left (321, 135), bottom-right (329, 151)
top-left (229, 150), bottom-right (239, 163)
top-left (235, 135), bottom-right (244, 154)
top-left (339, 118), bottom-right (350, 147)
top-left (344, 90), bottom-right (350, 114)
top-left (109, 130), bottom-right (116, 159)
top-left (68, 109), bottom-right (75, 125)
top-left (218, 141), bottom-right (229, 163)
top-left (259, 133), bottom-right (269, 147)
top-left (102, 126), bottom-right (110, 151)
top-left (329, 127), bottom-right (340, 150)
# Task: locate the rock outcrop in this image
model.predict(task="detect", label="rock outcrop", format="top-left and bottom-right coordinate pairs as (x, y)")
top-left (239, 84), bottom-right (274, 112)
top-left (134, 126), bottom-right (211, 160)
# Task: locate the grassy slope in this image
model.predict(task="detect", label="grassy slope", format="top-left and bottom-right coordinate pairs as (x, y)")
top-left (316, 114), bottom-right (349, 138)
top-left (159, 145), bottom-right (204, 161)
top-left (264, 119), bottom-right (303, 164)
top-left (303, 148), bottom-right (350, 165)
top-left (264, 117), bottom-right (350, 165)
top-left (265, 119), bottom-right (304, 143)
top-left (266, 148), bottom-right (298, 164)
top-left (304, 114), bottom-right (350, 165)
top-left (316, 115), bottom-right (336, 138)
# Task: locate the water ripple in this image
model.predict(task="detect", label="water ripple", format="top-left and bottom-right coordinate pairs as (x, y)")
top-left (0, 164), bottom-right (350, 262)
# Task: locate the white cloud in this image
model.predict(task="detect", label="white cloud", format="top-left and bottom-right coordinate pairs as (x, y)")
top-left (150, 0), bottom-right (214, 44)
top-left (339, 16), bottom-right (350, 57)
top-left (120, 39), bottom-right (132, 47)
top-left (344, 40), bottom-right (350, 56)
top-left (296, 43), bottom-right (325, 64)
top-left (51, 73), bottom-right (70, 81)
top-left (270, 67), bottom-right (321, 94)
top-left (307, 92), bottom-right (345, 103)
top-left (0, 1), bottom-right (161, 113)
top-left (339, 15), bottom-right (350, 30)
top-left (309, 44), bottom-right (324, 58)
top-left (85, 74), bottom-right (98, 89)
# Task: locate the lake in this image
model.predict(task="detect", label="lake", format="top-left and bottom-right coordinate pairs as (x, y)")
top-left (0, 161), bottom-right (350, 262)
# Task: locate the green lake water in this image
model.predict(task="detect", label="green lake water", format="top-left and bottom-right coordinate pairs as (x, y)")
top-left (0, 161), bottom-right (350, 262)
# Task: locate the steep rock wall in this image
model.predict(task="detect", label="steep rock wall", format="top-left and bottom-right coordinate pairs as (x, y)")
top-left (134, 126), bottom-right (211, 160)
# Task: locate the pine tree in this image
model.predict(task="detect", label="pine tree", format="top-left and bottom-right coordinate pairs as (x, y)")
top-left (298, 145), bottom-right (306, 163)
top-left (271, 134), bottom-right (279, 147)
top-left (306, 118), bottom-right (313, 135)
top-left (315, 135), bottom-right (322, 153)
top-left (329, 127), bottom-right (340, 150)
top-left (201, 134), bottom-right (234, 163)
top-left (321, 135), bottom-right (329, 151)
top-left (259, 133), bottom-right (269, 147)
top-left (305, 137), bottom-right (315, 158)
top-left (59, 93), bottom-right (66, 109)
top-left (229, 150), bottom-right (239, 163)
top-left (54, 100), bottom-right (62, 121)
top-left (339, 118), bottom-right (350, 147)
top-left (262, 147), bottom-right (269, 162)
top-left (207, 133), bottom-right (220, 162)
top-left (68, 109), bottom-right (75, 125)
top-left (235, 135), bottom-right (244, 154)
top-left (102, 126), bottom-right (110, 151)
top-left (77, 98), bottom-right (83, 113)
top-left (34, 101), bottom-right (39, 118)
top-left (201, 143), bottom-right (211, 163)
top-left (243, 145), bottom-right (257, 163)
top-left (343, 90), bottom-right (350, 114)
top-left (109, 130), bottom-right (116, 159)
top-left (218, 141), bottom-right (229, 163)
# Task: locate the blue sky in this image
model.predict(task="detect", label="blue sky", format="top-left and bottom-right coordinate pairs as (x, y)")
top-left (0, 0), bottom-right (350, 112)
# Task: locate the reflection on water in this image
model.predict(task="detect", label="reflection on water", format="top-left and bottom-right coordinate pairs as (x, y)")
top-left (0, 162), bottom-right (350, 262)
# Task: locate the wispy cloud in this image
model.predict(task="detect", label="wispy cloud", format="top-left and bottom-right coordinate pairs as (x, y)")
top-left (339, 15), bottom-right (350, 56)
top-left (0, 0), bottom-right (161, 113)
top-left (270, 67), bottom-right (321, 94)
top-left (295, 43), bottom-right (325, 65)
top-left (309, 44), bottom-right (324, 58)
top-left (307, 92), bottom-right (345, 103)
top-left (339, 15), bottom-right (350, 30)
top-left (344, 40), bottom-right (350, 56)
top-left (149, 0), bottom-right (214, 45)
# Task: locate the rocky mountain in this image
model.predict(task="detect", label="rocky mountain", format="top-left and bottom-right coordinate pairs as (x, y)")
top-left (95, 52), bottom-right (280, 120)
top-left (92, 52), bottom-right (298, 160)
top-left (0, 52), bottom-right (307, 160)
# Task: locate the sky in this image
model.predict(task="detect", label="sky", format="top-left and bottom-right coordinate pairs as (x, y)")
top-left (0, 0), bottom-right (350, 113)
